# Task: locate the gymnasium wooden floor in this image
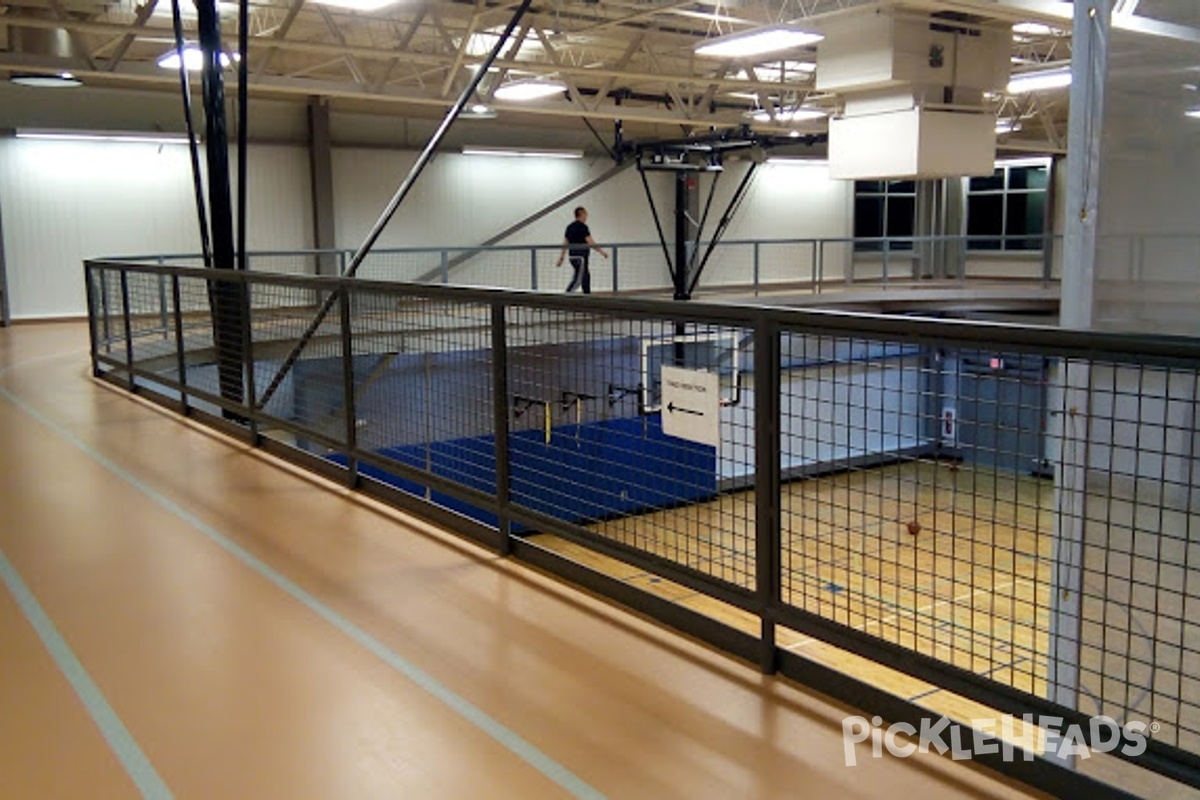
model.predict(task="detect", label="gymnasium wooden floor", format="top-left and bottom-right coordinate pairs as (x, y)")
top-left (540, 460), bottom-right (1055, 698)
top-left (0, 321), bottom-right (1055, 799)
top-left (529, 463), bottom-right (1056, 753)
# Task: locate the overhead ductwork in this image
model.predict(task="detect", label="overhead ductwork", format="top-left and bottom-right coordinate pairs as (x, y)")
top-left (5, 6), bottom-right (83, 86)
top-left (6, 7), bottom-right (76, 60)
top-left (818, 9), bottom-right (1011, 179)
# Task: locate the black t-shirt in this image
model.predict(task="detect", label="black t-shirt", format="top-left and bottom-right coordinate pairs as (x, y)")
top-left (565, 220), bottom-right (590, 257)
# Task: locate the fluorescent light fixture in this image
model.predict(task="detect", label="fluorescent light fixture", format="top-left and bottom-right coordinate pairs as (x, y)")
top-left (695, 26), bottom-right (823, 59)
top-left (1007, 67), bottom-right (1071, 94)
top-left (493, 79), bottom-right (567, 101)
top-left (462, 145), bottom-right (582, 159)
top-left (1185, 108), bottom-right (1200, 119)
top-left (466, 25), bottom-right (542, 58)
top-left (462, 103), bottom-right (498, 119)
top-left (1012, 22), bottom-right (1061, 37)
top-left (748, 107), bottom-right (827, 123)
top-left (310, 0), bottom-right (398, 10)
top-left (157, 45), bottom-right (237, 71)
top-left (995, 118), bottom-right (1022, 134)
top-left (9, 72), bottom-right (82, 88)
top-left (15, 129), bottom-right (191, 145)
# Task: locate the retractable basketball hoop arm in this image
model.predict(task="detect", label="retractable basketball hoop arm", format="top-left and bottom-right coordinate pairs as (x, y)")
top-left (628, 131), bottom-right (760, 300)
top-left (626, 130), bottom-right (828, 300)
top-left (253, 0), bottom-right (534, 411)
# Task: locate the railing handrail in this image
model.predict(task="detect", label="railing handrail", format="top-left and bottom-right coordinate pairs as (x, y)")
top-left (98, 232), bottom-right (1071, 264)
top-left (83, 257), bottom-right (1200, 365)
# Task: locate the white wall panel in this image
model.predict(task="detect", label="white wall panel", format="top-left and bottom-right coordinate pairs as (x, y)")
top-left (330, 152), bottom-right (855, 291)
top-left (0, 139), bottom-right (310, 319)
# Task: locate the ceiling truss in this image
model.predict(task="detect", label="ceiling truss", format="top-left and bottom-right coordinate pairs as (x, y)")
top-left (0, 0), bottom-right (1193, 149)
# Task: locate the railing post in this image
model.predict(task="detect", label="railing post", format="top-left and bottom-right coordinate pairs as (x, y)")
top-left (339, 249), bottom-right (348, 275)
top-left (882, 238), bottom-right (890, 286)
top-left (240, 274), bottom-right (259, 441)
top-left (753, 241), bottom-right (761, 296)
top-left (157, 257), bottom-right (169, 338)
top-left (754, 316), bottom-right (781, 675)
top-left (959, 237), bottom-right (968, 284)
top-left (119, 270), bottom-right (135, 392)
top-left (1132, 234), bottom-right (1144, 283)
top-left (811, 240), bottom-right (818, 292)
top-left (84, 264), bottom-right (100, 377)
top-left (530, 248), bottom-right (538, 291)
top-left (1042, 231), bottom-right (1054, 286)
top-left (611, 245), bottom-right (619, 294)
top-left (491, 301), bottom-right (512, 555)
top-left (339, 286), bottom-right (358, 487)
top-left (440, 250), bottom-right (449, 284)
top-left (99, 268), bottom-right (112, 349)
top-left (171, 273), bottom-right (189, 416)
top-left (817, 240), bottom-right (825, 294)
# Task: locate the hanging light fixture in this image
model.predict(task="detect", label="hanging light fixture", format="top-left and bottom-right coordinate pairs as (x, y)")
top-left (157, 45), bottom-right (237, 71)
top-left (493, 79), bottom-right (568, 101)
top-left (696, 26), bottom-right (823, 59)
top-left (1007, 67), bottom-right (1071, 93)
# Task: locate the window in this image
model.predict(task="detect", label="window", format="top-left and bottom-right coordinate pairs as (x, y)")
top-left (966, 161), bottom-right (1050, 251)
top-left (854, 180), bottom-right (916, 251)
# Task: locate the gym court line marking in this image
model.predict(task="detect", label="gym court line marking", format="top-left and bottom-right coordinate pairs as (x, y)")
top-left (0, 374), bottom-right (606, 800)
top-left (0, 549), bottom-right (174, 800)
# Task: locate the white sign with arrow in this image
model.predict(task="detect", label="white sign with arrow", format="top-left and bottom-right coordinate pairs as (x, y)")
top-left (660, 366), bottom-right (720, 447)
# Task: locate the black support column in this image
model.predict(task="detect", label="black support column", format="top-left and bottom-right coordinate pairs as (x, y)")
top-left (672, 171), bottom-right (698, 301)
top-left (0, 165), bottom-right (10, 326)
top-left (197, 0), bottom-right (246, 411)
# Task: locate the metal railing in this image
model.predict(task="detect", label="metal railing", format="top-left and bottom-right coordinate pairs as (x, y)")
top-left (85, 257), bottom-right (1200, 800)
top-left (103, 232), bottom-right (1064, 297)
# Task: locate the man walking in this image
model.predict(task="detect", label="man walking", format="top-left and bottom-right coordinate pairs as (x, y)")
top-left (556, 206), bottom-right (608, 294)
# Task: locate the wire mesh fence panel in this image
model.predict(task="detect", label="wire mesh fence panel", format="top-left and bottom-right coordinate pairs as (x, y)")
top-left (506, 304), bottom-right (756, 591)
top-left (346, 289), bottom-right (497, 521)
top-left (449, 248), bottom-right (537, 291)
top-left (352, 249), bottom-right (446, 283)
top-left (532, 245), bottom-right (616, 295)
top-left (815, 241), bottom-right (853, 286)
top-left (246, 252), bottom-right (331, 276)
top-left (756, 240), bottom-right (820, 290)
top-left (608, 244), bottom-right (673, 293)
top-left (89, 267), bottom-right (126, 358)
top-left (123, 271), bottom-right (178, 376)
top-left (1058, 360), bottom-right (1200, 753)
top-left (245, 281), bottom-right (346, 445)
top-left (693, 242), bottom-right (755, 291)
top-left (173, 274), bottom-right (217, 399)
top-left (778, 330), bottom-right (1055, 698)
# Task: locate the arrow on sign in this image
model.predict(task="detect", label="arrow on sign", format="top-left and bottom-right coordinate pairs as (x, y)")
top-left (667, 402), bottom-right (703, 417)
